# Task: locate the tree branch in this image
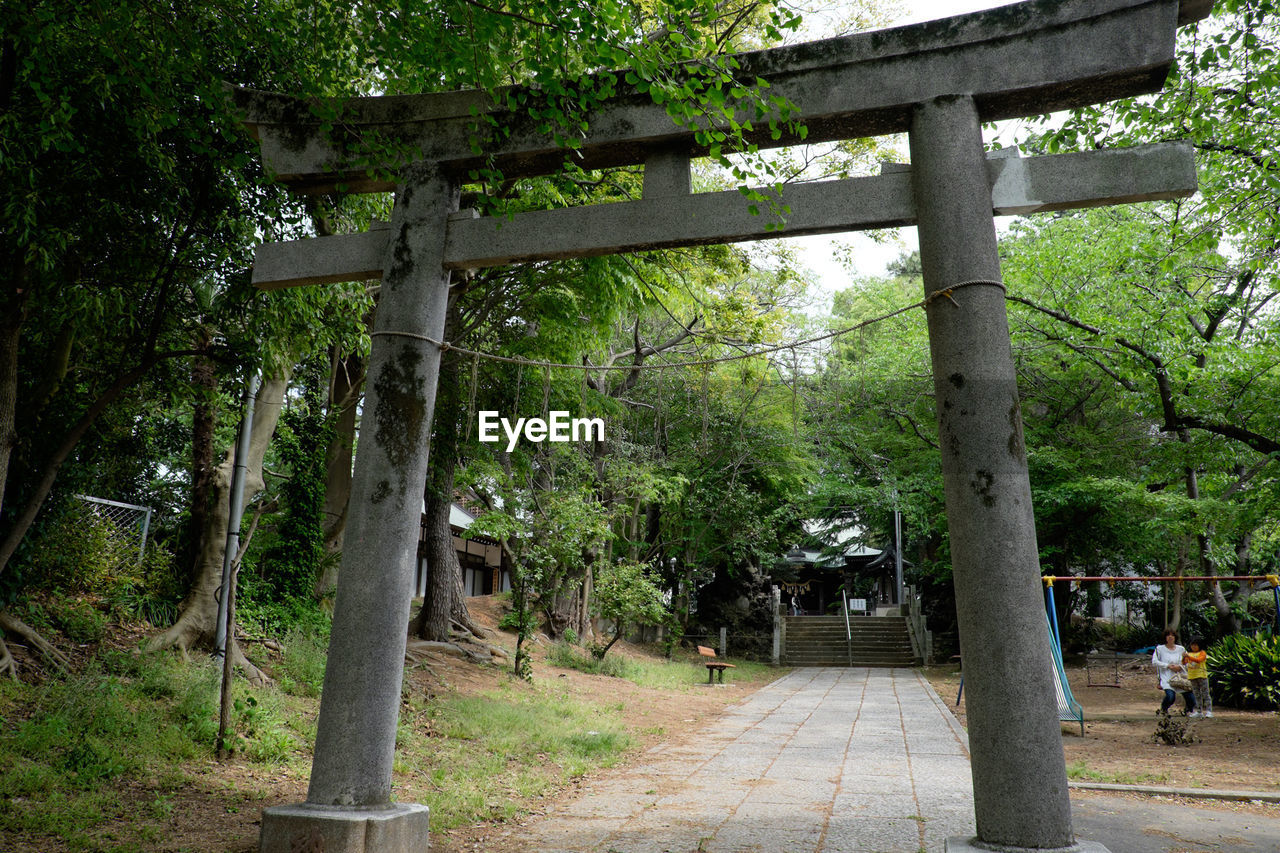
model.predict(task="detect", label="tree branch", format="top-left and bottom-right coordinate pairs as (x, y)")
top-left (887, 407), bottom-right (939, 450)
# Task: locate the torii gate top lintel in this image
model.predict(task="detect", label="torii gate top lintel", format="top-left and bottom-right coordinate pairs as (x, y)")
top-left (235, 0), bottom-right (1211, 195)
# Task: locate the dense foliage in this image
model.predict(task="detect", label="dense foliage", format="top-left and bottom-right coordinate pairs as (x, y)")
top-left (1207, 633), bottom-right (1280, 710)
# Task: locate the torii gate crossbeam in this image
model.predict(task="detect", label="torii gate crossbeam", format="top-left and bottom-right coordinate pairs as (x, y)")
top-left (242, 2), bottom-right (1212, 852)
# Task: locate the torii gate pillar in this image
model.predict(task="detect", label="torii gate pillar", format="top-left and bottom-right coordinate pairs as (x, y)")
top-left (910, 96), bottom-right (1086, 852)
top-left (259, 163), bottom-right (457, 852)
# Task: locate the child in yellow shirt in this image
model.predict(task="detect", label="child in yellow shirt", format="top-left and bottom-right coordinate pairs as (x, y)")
top-left (1183, 638), bottom-right (1213, 718)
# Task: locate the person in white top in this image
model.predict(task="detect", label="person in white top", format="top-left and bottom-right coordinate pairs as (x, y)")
top-left (1151, 628), bottom-right (1196, 715)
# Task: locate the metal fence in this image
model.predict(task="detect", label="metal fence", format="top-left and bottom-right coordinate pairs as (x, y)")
top-left (75, 495), bottom-right (154, 566)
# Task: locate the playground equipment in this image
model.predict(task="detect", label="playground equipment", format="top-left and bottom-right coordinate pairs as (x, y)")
top-left (954, 611), bottom-right (1085, 736)
top-left (1038, 574), bottom-right (1280, 736)
top-left (1045, 609), bottom-right (1086, 735)
top-left (1042, 574), bottom-right (1280, 640)
top-left (966, 574), bottom-right (1280, 736)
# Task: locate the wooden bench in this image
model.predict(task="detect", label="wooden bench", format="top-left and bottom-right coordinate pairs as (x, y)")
top-left (697, 645), bottom-right (736, 684)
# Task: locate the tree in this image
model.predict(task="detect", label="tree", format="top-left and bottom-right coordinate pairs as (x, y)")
top-left (0, 0), bottom-right (375, 675)
top-left (803, 266), bottom-right (954, 634)
top-left (999, 203), bottom-right (1279, 635)
top-left (592, 559), bottom-right (669, 659)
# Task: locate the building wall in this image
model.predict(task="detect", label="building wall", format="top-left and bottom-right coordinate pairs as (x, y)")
top-left (413, 529), bottom-right (509, 598)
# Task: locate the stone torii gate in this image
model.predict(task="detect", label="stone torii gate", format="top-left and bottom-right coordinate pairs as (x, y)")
top-left (238, 1), bottom-right (1209, 851)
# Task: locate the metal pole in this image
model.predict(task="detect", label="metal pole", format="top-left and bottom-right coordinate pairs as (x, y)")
top-left (842, 589), bottom-right (852, 667)
top-left (771, 586), bottom-right (781, 666)
top-left (894, 506), bottom-right (904, 608)
top-left (1045, 581), bottom-right (1061, 650)
top-left (215, 372), bottom-right (260, 659)
top-left (138, 506), bottom-right (153, 565)
top-left (1272, 584), bottom-right (1279, 636)
top-left (217, 549), bottom-right (241, 760)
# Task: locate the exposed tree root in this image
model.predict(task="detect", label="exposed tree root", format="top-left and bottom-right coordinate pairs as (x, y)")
top-left (405, 639), bottom-right (457, 663)
top-left (0, 610), bottom-right (70, 678)
top-left (0, 635), bottom-right (13, 680)
top-left (483, 642), bottom-right (511, 661)
top-left (147, 614), bottom-right (270, 686)
top-left (146, 607), bottom-right (206, 659)
top-left (451, 615), bottom-right (488, 640)
top-left (406, 636), bottom-right (509, 666)
top-left (450, 631), bottom-right (510, 661)
top-left (230, 636), bottom-right (271, 687)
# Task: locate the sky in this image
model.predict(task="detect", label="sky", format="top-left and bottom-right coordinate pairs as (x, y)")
top-left (785, 0), bottom-right (1014, 306)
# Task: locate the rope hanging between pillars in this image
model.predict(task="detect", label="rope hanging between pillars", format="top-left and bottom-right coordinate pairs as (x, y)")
top-left (923, 279), bottom-right (1006, 310)
top-left (367, 279), bottom-right (1005, 374)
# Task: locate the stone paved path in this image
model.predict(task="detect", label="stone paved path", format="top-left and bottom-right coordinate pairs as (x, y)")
top-left (521, 667), bottom-right (976, 853)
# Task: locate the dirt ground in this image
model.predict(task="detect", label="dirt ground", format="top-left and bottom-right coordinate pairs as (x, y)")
top-left (921, 657), bottom-right (1280, 800)
top-left (430, 598), bottom-right (775, 852)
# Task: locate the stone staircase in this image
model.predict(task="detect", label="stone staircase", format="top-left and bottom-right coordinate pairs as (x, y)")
top-left (782, 615), bottom-right (920, 667)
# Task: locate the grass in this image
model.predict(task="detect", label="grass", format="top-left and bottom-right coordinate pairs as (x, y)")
top-left (0, 653), bottom-right (217, 847)
top-left (546, 640), bottom-right (775, 689)
top-left (1066, 760), bottom-right (1170, 786)
top-left (0, 627), bottom-right (323, 849)
top-left (1, 612), bottom-right (745, 849)
top-left (394, 680), bottom-right (632, 829)
top-left (0, 592), bottom-right (786, 850)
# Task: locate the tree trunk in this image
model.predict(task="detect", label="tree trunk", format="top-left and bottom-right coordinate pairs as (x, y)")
top-left (411, 464), bottom-right (458, 642)
top-left (1206, 531), bottom-right (1253, 637)
top-left (409, 445), bottom-right (487, 641)
top-left (407, 318), bottom-right (484, 641)
top-left (596, 622), bottom-right (624, 659)
top-left (148, 373), bottom-right (290, 683)
top-left (578, 555), bottom-right (595, 641)
top-left (314, 349), bottom-right (362, 599)
top-left (0, 260), bottom-right (32, 523)
top-left (0, 609), bottom-right (70, 679)
top-left (1179, 450), bottom-right (1241, 636)
top-left (0, 313), bottom-right (19, 523)
top-left (181, 333), bottom-right (217, 589)
top-left (1166, 540), bottom-right (1191, 635)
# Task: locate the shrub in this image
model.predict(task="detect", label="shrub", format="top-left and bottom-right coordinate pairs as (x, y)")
top-left (243, 405), bottom-right (331, 606)
top-left (497, 608), bottom-right (528, 634)
top-left (1242, 590), bottom-right (1279, 632)
top-left (57, 600), bottom-right (108, 644)
top-left (106, 545), bottom-right (182, 627)
top-left (237, 595), bottom-right (329, 641)
top-left (1208, 632), bottom-right (1280, 710)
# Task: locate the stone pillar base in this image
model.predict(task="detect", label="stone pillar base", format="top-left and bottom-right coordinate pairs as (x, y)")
top-left (260, 802), bottom-right (429, 853)
top-left (946, 837), bottom-right (1110, 853)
